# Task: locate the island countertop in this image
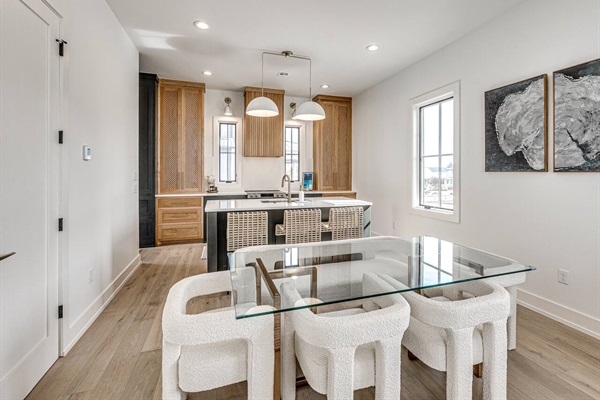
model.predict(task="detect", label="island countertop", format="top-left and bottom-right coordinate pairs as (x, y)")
top-left (205, 196), bottom-right (372, 213)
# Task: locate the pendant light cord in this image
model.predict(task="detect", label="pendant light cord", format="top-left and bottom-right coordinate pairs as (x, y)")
top-left (261, 52), bottom-right (265, 97)
top-left (309, 58), bottom-right (312, 100)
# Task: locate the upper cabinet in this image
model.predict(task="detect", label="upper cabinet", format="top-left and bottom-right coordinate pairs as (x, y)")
top-left (312, 95), bottom-right (352, 191)
top-left (243, 87), bottom-right (285, 157)
top-left (158, 79), bottom-right (205, 193)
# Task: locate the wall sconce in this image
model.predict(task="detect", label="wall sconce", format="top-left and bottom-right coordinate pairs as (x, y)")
top-left (224, 97), bottom-right (233, 116)
top-left (290, 102), bottom-right (297, 119)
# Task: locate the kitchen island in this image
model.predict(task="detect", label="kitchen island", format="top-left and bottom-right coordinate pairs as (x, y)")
top-left (205, 197), bottom-right (372, 272)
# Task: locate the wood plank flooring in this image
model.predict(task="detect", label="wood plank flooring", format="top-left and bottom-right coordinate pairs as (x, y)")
top-left (26, 244), bottom-right (600, 400)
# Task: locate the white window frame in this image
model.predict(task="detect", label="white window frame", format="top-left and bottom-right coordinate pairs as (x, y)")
top-left (284, 125), bottom-right (301, 182)
top-left (213, 117), bottom-right (243, 189)
top-left (409, 81), bottom-right (460, 223)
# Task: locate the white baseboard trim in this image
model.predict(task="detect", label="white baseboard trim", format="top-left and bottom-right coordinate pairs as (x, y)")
top-left (62, 253), bottom-right (142, 355)
top-left (517, 289), bottom-right (600, 339)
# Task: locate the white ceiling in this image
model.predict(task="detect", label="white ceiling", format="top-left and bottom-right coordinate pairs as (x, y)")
top-left (106, 0), bottom-right (526, 97)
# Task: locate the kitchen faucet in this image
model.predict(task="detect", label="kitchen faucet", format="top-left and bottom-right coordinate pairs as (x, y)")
top-left (281, 174), bottom-right (292, 202)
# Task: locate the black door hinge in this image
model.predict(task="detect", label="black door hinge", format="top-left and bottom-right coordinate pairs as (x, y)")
top-left (58, 305), bottom-right (63, 319)
top-left (58, 218), bottom-right (63, 232)
top-left (59, 130), bottom-right (63, 144)
top-left (56, 39), bottom-right (67, 56)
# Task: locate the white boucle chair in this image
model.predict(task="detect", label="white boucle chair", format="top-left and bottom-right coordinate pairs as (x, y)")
top-left (162, 269), bottom-right (274, 400)
top-left (280, 273), bottom-right (410, 400)
top-left (380, 275), bottom-right (511, 400)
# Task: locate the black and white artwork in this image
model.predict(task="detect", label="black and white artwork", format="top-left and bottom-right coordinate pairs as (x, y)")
top-left (553, 58), bottom-right (600, 172)
top-left (485, 75), bottom-right (548, 172)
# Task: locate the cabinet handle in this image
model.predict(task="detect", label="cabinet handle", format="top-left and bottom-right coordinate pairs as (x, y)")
top-left (0, 252), bottom-right (16, 262)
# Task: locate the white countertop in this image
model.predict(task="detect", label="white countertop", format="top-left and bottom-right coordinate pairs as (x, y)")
top-left (155, 190), bottom-right (357, 198)
top-left (205, 197), bottom-right (371, 212)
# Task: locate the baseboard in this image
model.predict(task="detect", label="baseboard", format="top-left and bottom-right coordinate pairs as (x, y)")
top-left (62, 254), bottom-right (142, 355)
top-left (517, 289), bottom-right (600, 339)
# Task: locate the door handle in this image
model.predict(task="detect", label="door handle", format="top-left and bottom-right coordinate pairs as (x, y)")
top-left (0, 252), bottom-right (16, 261)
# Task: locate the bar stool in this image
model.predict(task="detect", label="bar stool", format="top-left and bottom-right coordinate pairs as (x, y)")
top-left (226, 211), bottom-right (268, 252)
top-left (323, 206), bottom-right (364, 240)
top-left (275, 209), bottom-right (322, 244)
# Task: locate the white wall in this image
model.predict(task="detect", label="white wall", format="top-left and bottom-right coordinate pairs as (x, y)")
top-left (48, 0), bottom-right (140, 353)
top-left (204, 89), bottom-right (313, 191)
top-left (353, 0), bottom-right (600, 336)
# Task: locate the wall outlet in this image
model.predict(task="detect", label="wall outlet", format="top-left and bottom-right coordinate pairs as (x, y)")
top-left (89, 268), bottom-right (94, 284)
top-left (558, 268), bottom-right (569, 285)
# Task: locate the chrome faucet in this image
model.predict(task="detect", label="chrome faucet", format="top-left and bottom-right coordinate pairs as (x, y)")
top-left (281, 174), bottom-right (292, 202)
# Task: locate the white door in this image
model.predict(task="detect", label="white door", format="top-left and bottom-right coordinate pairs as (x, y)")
top-left (0, 0), bottom-right (61, 398)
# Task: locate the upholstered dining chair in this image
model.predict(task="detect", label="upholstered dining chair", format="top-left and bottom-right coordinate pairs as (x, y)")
top-left (280, 273), bottom-right (410, 400)
top-left (162, 269), bottom-right (274, 400)
top-left (380, 275), bottom-right (511, 400)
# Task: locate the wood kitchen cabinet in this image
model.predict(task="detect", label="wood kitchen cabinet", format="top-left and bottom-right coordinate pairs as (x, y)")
top-left (312, 95), bottom-right (352, 190)
top-left (158, 79), bottom-right (205, 193)
top-left (156, 196), bottom-right (203, 245)
top-left (243, 87), bottom-right (285, 157)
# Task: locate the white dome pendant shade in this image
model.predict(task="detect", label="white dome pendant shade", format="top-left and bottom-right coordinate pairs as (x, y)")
top-left (246, 96), bottom-right (279, 117)
top-left (294, 100), bottom-right (326, 121)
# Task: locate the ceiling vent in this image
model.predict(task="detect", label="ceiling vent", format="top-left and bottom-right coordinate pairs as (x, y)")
top-left (277, 71), bottom-right (290, 77)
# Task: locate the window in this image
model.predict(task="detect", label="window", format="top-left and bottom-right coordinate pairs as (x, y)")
top-left (411, 82), bottom-right (460, 223)
top-left (284, 126), bottom-right (300, 181)
top-left (219, 122), bottom-right (236, 182)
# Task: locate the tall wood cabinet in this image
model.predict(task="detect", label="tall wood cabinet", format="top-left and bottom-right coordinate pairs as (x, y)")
top-left (158, 79), bottom-right (205, 193)
top-left (312, 95), bottom-right (352, 190)
top-left (243, 87), bottom-right (285, 157)
top-left (139, 73), bottom-right (158, 247)
top-left (156, 79), bottom-right (205, 246)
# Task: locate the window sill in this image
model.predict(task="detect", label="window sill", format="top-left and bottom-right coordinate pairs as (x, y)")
top-left (410, 206), bottom-right (460, 223)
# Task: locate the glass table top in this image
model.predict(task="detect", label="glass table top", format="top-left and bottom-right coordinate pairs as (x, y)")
top-left (229, 236), bottom-right (535, 319)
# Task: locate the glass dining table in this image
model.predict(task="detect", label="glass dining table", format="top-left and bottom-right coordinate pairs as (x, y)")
top-left (229, 236), bottom-right (536, 319)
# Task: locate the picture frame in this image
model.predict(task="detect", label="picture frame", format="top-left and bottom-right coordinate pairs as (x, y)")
top-left (484, 74), bottom-right (548, 172)
top-left (553, 58), bottom-right (600, 172)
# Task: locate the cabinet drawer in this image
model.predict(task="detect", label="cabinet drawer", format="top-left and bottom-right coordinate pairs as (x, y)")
top-left (157, 197), bottom-right (202, 208)
top-left (158, 208), bottom-right (201, 224)
top-left (157, 223), bottom-right (202, 242)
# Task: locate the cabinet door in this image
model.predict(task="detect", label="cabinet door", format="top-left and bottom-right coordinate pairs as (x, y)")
top-left (335, 102), bottom-right (352, 190)
top-left (158, 81), bottom-right (204, 193)
top-left (159, 85), bottom-right (181, 193)
top-left (181, 87), bottom-right (204, 192)
top-left (316, 101), bottom-right (337, 190)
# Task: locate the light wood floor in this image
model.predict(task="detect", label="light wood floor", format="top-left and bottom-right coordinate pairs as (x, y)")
top-left (26, 244), bottom-right (600, 400)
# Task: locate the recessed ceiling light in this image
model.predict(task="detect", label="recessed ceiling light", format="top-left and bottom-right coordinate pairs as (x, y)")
top-left (320, 84), bottom-right (330, 89)
top-left (193, 21), bottom-right (210, 30)
top-left (202, 71), bottom-right (212, 76)
top-left (366, 44), bottom-right (379, 51)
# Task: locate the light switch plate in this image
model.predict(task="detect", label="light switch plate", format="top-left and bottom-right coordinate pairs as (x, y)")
top-left (83, 145), bottom-right (92, 161)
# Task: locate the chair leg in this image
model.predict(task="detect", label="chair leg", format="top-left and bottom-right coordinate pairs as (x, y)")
top-left (162, 341), bottom-right (185, 400)
top-left (375, 338), bottom-right (401, 400)
top-left (446, 328), bottom-right (474, 400)
top-left (327, 348), bottom-right (355, 400)
top-left (247, 340), bottom-right (274, 400)
top-left (482, 319), bottom-right (508, 400)
top-left (280, 316), bottom-right (297, 400)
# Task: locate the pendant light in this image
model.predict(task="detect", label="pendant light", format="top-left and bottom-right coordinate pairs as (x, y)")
top-left (294, 56), bottom-right (326, 121)
top-left (246, 52), bottom-right (279, 117)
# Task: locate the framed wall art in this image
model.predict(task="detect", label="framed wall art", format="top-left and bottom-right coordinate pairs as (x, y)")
top-left (484, 75), bottom-right (548, 172)
top-left (553, 58), bottom-right (600, 172)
